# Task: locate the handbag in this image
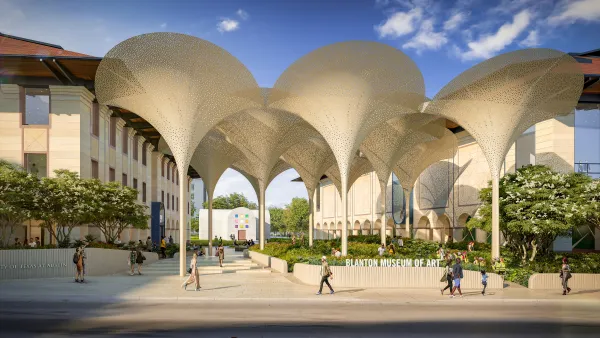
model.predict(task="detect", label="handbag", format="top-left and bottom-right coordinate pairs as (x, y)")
top-left (440, 274), bottom-right (446, 282)
top-left (187, 267), bottom-right (192, 274)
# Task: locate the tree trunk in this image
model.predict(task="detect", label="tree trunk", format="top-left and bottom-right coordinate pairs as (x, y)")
top-left (529, 240), bottom-right (537, 262)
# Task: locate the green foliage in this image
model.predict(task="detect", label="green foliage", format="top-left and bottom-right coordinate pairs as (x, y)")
top-left (283, 198), bottom-right (309, 235)
top-left (467, 165), bottom-right (600, 261)
top-left (190, 239), bottom-right (234, 247)
top-left (203, 192), bottom-right (258, 210)
top-left (268, 207), bottom-right (285, 234)
top-left (0, 160), bottom-right (37, 247)
top-left (190, 192), bottom-right (199, 233)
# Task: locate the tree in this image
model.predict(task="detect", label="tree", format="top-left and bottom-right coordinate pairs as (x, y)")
top-left (89, 181), bottom-right (149, 244)
top-left (190, 192), bottom-right (199, 233)
top-left (0, 160), bottom-right (37, 247)
top-left (572, 179), bottom-right (600, 234)
top-left (283, 197), bottom-right (309, 235)
top-left (268, 207), bottom-right (285, 234)
top-left (202, 192), bottom-right (258, 210)
top-left (34, 170), bottom-right (95, 247)
top-left (467, 165), bottom-right (597, 262)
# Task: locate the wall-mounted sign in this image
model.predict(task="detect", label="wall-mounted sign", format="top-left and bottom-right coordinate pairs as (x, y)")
top-left (345, 258), bottom-right (443, 267)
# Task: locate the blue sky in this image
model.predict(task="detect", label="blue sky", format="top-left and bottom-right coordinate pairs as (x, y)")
top-left (1, 0), bottom-right (599, 207)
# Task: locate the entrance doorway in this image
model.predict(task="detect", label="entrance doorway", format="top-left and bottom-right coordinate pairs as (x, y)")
top-left (238, 230), bottom-right (247, 241)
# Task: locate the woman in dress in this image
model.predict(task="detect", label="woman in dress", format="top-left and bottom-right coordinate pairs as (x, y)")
top-left (74, 247), bottom-right (84, 283)
top-left (561, 257), bottom-right (572, 295)
top-left (218, 244), bottom-right (225, 267)
top-left (181, 252), bottom-right (200, 291)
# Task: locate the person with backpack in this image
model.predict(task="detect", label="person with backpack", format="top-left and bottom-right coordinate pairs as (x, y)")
top-left (440, 258), bottom-right (453, 295)
top-left (316, 256), bottom-right (334, 295)
top-left (128, 247), bottom-right (137, 276)
top-left (135, 248), bottom-right (146, 275)
top-left (73, 247), bottom-right (84, 283)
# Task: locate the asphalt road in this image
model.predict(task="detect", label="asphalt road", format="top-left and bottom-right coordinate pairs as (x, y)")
top-left (1, 299), bottom-right (599, 337)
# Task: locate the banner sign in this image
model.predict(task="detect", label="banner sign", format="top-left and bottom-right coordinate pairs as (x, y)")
top-left (345, 258), bottom-right (443, 267)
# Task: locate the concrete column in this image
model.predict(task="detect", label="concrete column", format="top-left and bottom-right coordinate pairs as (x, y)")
top-left (405, 189), bottom-right (410, 238)
top-left (381, 182), bottom-right (387, 246)
top-left (341, 180), bottom-right (348, 256)
top-left (491, 174), bottom-right (500, 259)
top-left (259, 188), bottom-right (266, 250)
top-left (179, 170), bottom-right (186, 277)
top-left (208, 192), bottom-right (213, 255)
top-left (309, 196), bottom-right (314, 247)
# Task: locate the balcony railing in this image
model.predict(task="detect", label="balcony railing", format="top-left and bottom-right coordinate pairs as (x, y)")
top-left (575, 162), bottom-right (600, 178)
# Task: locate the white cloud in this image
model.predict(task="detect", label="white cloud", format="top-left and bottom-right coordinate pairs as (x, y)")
top-left (519, 30), bottom-right (540, 47)
top-left (548, 0), bottom-right (600, 25)
top-left (403, 19), bottom-right (448, 53)
top-left (236, 9), bottom-right (249, 20)
top-left (443, 11), bottom-right (467, 31)
top-left (375, 7), bottom-right (423, 38)
top-left (217, 18), bottom-right (240, 33)
top-left (160, 22), bottom-right (167, 29)
top-left (459, 9), bottom-right (531, 61)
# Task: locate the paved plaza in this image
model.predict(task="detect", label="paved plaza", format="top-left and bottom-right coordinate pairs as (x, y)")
top-left (1, 248), bottom-right (599, 337)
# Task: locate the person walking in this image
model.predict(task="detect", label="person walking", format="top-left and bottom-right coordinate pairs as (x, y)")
top-left (218, 244), bottom-right (225, 267)
top-left (145, 236), bottom-right (152, 252)
top-left (160, 236), bottom-right (167, 258)
top-left (437, 244), bottom-right (445, 260)
top-left (168, 235), bottom-right (174, 245)
top-left (181, 252), bottom-right (201, 291)
top-left (481, 270), bottom-right (488, 296)
top-left (560, 257), bottom-right (572, 295)
top-left (450, 258), bottom-right (463, 298)
top-left (440, 258), bottom-right (453, 295)
top-left (73, 247), bottom-right (84, 283)
top-left (378, 243), bottom-right (386, 256)
top-left (135, 248), bottom-right (146, 275)
top-left (128, 247), bottom-right (137, 276)
top-left (397, 235), bottom-right (404, 248)
top-left (316, 256), bottom-right (334, 295)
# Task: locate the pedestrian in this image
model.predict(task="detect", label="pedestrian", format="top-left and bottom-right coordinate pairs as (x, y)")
top-left (145, 236), bottom-right (152, 251)
top-left (560, 257), bottom-right (572, 295)
top-left (80, 246), bottom-right (87, 281)
top-left (397, 235), bottom-right (404, 248)
top-left (14, 238), bottom-right (20, 247)
top-left (481, 270), bottom-right (488, 295)
top-left (128, 247), bottom-right (137, 276)
top-left (137, 240), bottom-right (144, 249)
top-left (468, 241), bottom-right (474, 252)
top-left (316, 256), bottom-right (334, 295)
top-left (35, 237), bottom-right (41, 247)
top-left (181, 252), bottom-right (201, 291)
top-left (135, 248), bottom-right (146, 275)
top-left (388, 243), bottom-right (396, 255)
top-left (378, 243), bottom-right (386, 256)
top-left (218, 236), bottom-right (223, 246)
top-left (73, 247), bottom-right (83, 283)
top-left (29, 237), bottom-right (36, 248)
top-left (437, 244), bottom-right (445, 260)
top-left (160, 236), bottom-right (167, 258)
top-left (334, 248), bottom-right (342, 258)
top-left (168, 235), bottom-right (173, 245)
top-left (450, 258), bottom-right (463, 298)
top-left (218, 244), bottom-right (225, 267)
top-left (440, 258), bottom-right (453, 295)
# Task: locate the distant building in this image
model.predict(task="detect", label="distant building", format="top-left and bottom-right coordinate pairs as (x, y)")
top-left (198, 207), bottom-right (271, 242)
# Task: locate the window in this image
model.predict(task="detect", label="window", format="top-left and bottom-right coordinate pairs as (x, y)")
top-left (316, 186), bottom-right (321, 212)
top-left (167, 164), bottom-right (170, 180)
top-left (122, 173), bottom-right (128, 186)
top-left (109, 168), bottom-right (115, 182)
top-left (167, 193), bottom-right (170, 209)
top-left (142, 182), bottom-right (147, 203)
top-left (132, 136), bottom-right (138, 161)
top-left (172, 168), bottom-right (175, 183)
top-left (122, 127), bottom-right (128, 154)
top-left (91, 102), bottom-right (99, 137)
top-left (24, 88), bottom-right (50, 125)
top-left (91, 160), bottom-right (99, 179)
top-left (109, 117), bottom-right (117, 147)
top-left (176, 197), bottom-right (179, 211)
top-left (24, 153), bottom-right (47, 178)
top-left (161, 190), bottom-right (164, 204)
top-left (172, 195), bottom-right (175, 210)
top-left (133, 178), bottom-right (138, 190)
top-left (161, 161), bottom-right (165, 177)
top-left (142, 143), bottom-right (147, 166)
top-left (188, 202), bottom-right (190, 215)
top-left (176, 171), bottom-right (179, 185)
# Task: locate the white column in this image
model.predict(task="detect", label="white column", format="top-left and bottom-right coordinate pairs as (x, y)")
top-left (405, 189), bottom-right (410, 238)
top-left (491, 174), bottom-right (500, 259)
top-left (259, 188), bottom-right (266, 250)
top-left (208, 192), bottom-right (213, 256)
top-left (309, 196), bottom-right (314, 247)
top-left (179, 171), bottom-right (186, 277)
top-left (381, 183), bottom-right (387, 246)
top-left (341, 180), bottom-right (348, 256)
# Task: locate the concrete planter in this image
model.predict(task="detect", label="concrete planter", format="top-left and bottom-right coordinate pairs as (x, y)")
top-left (293, 263), bottom-right (503, 289)
top-left (528, 273), bottom-right (600, 290)
top-left (0, 248), bottom-right (159, 280)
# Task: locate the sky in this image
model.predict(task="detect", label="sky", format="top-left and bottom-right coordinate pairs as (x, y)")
top-left (1, 0), bottom-right (599, 207)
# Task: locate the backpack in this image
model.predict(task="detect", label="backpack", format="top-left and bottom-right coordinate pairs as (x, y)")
top-left (73, 252), bottom-right (79, 264)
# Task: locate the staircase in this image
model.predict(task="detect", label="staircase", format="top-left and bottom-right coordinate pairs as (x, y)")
top-left (142, 248), bottom-right (270, 276)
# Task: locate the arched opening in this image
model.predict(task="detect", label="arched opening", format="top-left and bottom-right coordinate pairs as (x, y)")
top-left (435, 214), bottom-right (451, 243)
top-left (316, 223), bottom-right (321, 240)
top-left (386, 217), bottom-right (394, 237)
top-left (373, 219), bottom-right (381, 235)
top-left (353, 220), bottom-right (361, 236)
top-left (457, 213), bottom-right (473, 242)
top-left (336, 221), bottom-right (342, 239)
top-left (416, 216), bottom-right (431, 241)
top-left (361, 219), bottom-right (371, 236)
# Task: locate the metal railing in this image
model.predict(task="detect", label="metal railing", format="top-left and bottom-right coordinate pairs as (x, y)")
top-left (575, 162), bottom-right (600, 177)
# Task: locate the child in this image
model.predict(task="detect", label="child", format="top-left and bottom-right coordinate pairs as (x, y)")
top-left (481, 270), bottom-right (488, 296)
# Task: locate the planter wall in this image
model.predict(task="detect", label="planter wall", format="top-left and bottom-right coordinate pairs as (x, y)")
top-left (248, 251), bottom-right (270, 267)
top-left (528, 273), bottom-right (600, 290)
top-left (293, 263), bottom-right (503, 289)
top-left (0, 248), bottom-right (159, 280)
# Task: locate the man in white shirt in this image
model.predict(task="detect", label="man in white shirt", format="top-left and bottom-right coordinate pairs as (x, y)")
top-left (378, 244), bottom-right (386, 256)
top-left (334, 249), bottom-right (341, 258)
top-left (397, 236), bottom-right (404, 248)
top-left (29, 237), bottom-right (36, 248)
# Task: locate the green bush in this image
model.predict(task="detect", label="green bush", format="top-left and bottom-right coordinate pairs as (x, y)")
top-left (190, 239), bottom-right (235, 247)
top-left (268, 238), bottom-right (292, 243)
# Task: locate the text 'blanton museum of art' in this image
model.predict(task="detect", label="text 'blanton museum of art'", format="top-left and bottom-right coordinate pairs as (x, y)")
top-left (346, 259), bottom-right (443, 267)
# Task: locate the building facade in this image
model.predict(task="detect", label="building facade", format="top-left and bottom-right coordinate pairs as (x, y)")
top-left (0, 34), bottom-right (193, 245)
top-left (197, 207), bottom-right (270, 242)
